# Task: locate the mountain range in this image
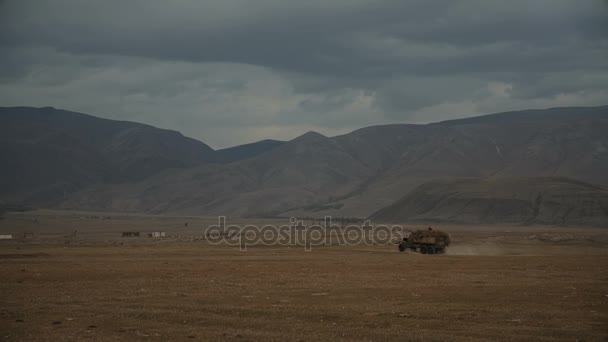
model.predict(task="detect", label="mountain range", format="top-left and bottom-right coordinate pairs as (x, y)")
top-left (1, 105), bottom-right (607, 225)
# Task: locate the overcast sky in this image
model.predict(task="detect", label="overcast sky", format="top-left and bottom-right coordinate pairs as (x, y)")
top-left (1, 1), bottom-right (607, 148)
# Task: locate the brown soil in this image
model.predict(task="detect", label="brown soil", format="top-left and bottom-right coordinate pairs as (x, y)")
top-left (0, 211), bottom-right (607, 341)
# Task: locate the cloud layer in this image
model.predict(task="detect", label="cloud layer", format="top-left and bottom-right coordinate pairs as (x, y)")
top-left (1, 0), bottom-right (607, 147)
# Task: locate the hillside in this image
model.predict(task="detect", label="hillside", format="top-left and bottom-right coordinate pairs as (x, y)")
top-left (2, 105), bottom-right (608, 222)
top-left (214, 139), bottom-right (285, 163)
top-left (59, 131), bottom-right (377, 216)
top-left (0, 107), bottom-right (291, 206)
top-left (369, 177), bottom-right (608, 226)
top-left (0, 106), bottom-right (215, 204)
top-left (306, 106), bottom-right (608, 217)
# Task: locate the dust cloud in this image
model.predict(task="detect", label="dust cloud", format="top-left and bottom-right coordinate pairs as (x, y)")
top-left (446, 243), bottom-right (506, 256)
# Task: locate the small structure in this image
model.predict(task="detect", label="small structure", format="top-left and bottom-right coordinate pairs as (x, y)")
top-left (22, 232), bottom-right (35, 239)
top-left (121, 232), bottom-right (140, 237)
top-left (147, 232), bottom-right (166, 238)
top-left (0, 234), bottom-right (13, 240)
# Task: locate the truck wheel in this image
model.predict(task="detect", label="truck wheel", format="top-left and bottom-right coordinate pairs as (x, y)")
top-left (398, 244), bottom-right (406, 252)
top-left (420, 246), bottom-right (427, 254)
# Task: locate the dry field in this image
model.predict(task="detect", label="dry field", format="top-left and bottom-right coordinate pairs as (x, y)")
top-left (0, 210), bottom-right (607, 341)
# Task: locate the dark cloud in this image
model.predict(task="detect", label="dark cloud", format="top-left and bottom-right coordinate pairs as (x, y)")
top-left (0, 0), bottom-right (607, 147)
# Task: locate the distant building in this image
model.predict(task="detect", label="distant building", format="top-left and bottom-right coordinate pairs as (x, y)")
top-left (0, 234), bottom-right (13, 240)
top-left (121, 232), bottom-right (140, 237)
top-left (147, 232), bottom-right (166, 238)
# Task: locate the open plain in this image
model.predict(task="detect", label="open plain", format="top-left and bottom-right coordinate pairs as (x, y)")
top-left (1, 210), bottom-right (607, 341)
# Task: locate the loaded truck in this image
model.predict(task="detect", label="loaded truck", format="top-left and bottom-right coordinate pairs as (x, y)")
top-left (398, 228), bottom-right (450, 254)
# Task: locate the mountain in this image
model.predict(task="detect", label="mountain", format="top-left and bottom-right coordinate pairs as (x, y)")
top-left (0, 107), bottom-right (292, 206)
top-left (2, 105), bottom-right (608, 224)
top-left (309, 106), bottom-right (608, 217)
top-left (369, 177), bottom-right (608, 226)
top-left (0, 106), bottom-right (215, 204)
top-left (59, 131), bottom-right (377, 216)
top-left (214, 139), bottom-right (285, 162)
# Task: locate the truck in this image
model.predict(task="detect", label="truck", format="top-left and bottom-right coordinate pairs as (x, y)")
top-left (397, 228), bottom-right (450, 254)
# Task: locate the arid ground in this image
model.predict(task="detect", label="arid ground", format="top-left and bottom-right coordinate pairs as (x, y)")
top-left (1, 210), bottom-right (607, 341)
